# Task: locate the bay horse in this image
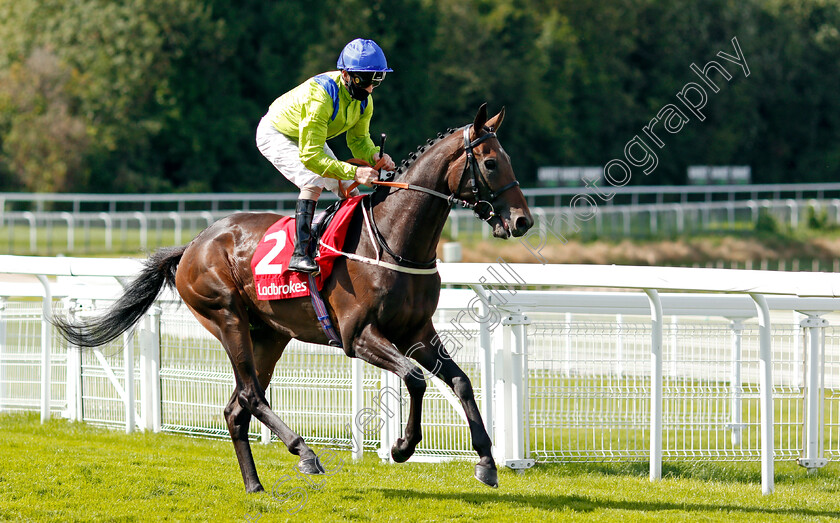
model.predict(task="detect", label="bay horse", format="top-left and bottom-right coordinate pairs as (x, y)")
top-left (54, 104), bottom-right (533, 492)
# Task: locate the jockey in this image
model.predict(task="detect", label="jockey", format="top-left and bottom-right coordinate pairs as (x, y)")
top-left (256, 38), bottom-right (396, 273)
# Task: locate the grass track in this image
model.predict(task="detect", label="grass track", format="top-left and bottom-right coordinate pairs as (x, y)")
top-left (1, 413), bottom-right (840, 522)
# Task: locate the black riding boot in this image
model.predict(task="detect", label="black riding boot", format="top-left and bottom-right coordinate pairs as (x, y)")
top-left (289, 199), bottom-right (319, 273)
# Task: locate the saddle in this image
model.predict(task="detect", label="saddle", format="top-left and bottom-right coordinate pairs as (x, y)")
top-left (310, 199), bottom-right (345, 256)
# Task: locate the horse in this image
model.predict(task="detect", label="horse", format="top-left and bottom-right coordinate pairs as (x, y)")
top-left (54, 103), bottom-right (533, 492)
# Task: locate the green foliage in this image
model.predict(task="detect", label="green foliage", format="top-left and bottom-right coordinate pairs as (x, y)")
top-left (754, 208), bottom-right (782, 235)
top-left (806, 204), bottom-right (830, 230)
top-left (0, 49), bottom-right (88, 191)
top-left (1, 0), bottom-right (839, 193)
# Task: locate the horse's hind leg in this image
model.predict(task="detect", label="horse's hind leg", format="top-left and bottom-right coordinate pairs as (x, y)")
top-left (224, 327), bottom-right (291, 493)
top-left (221, 311), bottom-right (324, 471)
top-left (184, 300), bottom-right (323, 491)
top-left (224, 389), bottom-right (261, 492)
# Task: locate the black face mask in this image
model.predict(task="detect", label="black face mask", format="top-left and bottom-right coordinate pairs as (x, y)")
top-left (344, 76), bottom-right (370, 101)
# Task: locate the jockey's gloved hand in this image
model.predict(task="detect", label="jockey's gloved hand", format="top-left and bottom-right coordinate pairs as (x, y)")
top-left (373, 152), bottom-right (396, 172)
top-left (355, 166), bottom-right (380, 186)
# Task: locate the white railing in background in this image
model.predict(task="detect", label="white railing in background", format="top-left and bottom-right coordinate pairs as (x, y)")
top-left (4, 182), bottom-right (840, 213)
top-left (450, 197), bottom-right (840, 241)
top-left (2, 255), bottom-right (840, 495)
top-left (3, 200), bottom-right (839, 257)
top-left (4, 183), bottom-right (840, 255)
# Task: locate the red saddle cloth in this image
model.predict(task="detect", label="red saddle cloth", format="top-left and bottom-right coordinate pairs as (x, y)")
top-left (251, 195), bottom-right (364, 300)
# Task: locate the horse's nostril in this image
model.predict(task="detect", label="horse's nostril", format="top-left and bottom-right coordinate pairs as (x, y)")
top-left (515, 216), bottom-right (531, 232)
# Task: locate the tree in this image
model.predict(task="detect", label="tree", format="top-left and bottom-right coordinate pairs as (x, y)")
top-left (0, 48), bottom-right (88, 191)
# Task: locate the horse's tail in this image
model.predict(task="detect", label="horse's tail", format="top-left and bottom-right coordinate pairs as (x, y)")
top-left (53, 245), bottom-right (187, 348)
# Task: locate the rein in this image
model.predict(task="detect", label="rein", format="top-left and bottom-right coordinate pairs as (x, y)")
top-left (341, 124), bottom-right (521, 271)
top-left (346, 124), bottom-right (520, 218)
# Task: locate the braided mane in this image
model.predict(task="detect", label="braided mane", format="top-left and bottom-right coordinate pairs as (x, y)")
top-left (392, 127), bottom-right (459, 177)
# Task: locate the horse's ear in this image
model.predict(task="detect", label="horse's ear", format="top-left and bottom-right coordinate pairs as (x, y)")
top-left (473, 103), bottom-right (488, 132)
top-left (486, 106), bottom-right (505, 133)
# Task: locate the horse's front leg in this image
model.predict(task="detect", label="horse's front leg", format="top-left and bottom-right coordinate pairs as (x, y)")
top-left (350, 324), bottom-right (427, 463)
top-left (408, 325), bottom-right (498, 488)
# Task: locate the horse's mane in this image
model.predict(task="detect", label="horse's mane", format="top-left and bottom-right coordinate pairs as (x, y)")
top-left (391, 127), bottom-right (460, 179)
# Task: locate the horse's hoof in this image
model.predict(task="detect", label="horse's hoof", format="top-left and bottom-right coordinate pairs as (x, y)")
top-left (474, 463), bottom-right (498, 488)
top-left (298, 457), bottom-right (325, 475)
top-left (245, 484), bottom-right (265, 494)
top-left (390, 439), bottom-right (413, 463)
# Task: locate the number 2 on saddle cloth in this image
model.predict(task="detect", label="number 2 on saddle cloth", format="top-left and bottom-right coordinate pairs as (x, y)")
top-left (250, 194), bottom-right (366, 347)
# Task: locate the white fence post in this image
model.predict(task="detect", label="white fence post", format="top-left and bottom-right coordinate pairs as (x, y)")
top-left (124, 329), bottom-right (135, 434)
top-left (64, 299), bottom-right (83, 422)
top-left (0, 298), bottom-right (6, 412)
top-left (494, 311), bottom-right (534, 470)
top-left (475, 290), bottom-right (494, 442)
top-left (132, 212), bottom-right (148, 251)
top-left (750, 293), bottom-right (775, 495)
top-left (98, 213), bottom-right (113, 251)
top-left (670, 316), bottom-right (679, 377)
top-left (645, 289), bottom-right (663, 482)
top-left (36, 275), bottom-right (52, 423)
top-left (168, 212), bottom-right (183, 246)
top-left (351, 357), bottom-right (364, 460)
top-left (139, 305), bottom-right (162, 432)
top-left (261, 384), bottom-right (271, 444)
top-left (798, 314), bottom-right (828, 473)
top-left (729, 319), bottom-right (744, 446)
top-left (377, 369), bottom-right (400, 462)
top-left (564, 311), bottom-right (572, 377)
top-left (60, 212), bottom-right (75, 251)
top-left (23, 211), bottom-right (37, 253)
top-left (615, 314), bottom-right (624, 378)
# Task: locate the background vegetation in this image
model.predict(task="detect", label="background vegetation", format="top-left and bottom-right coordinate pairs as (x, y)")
top-left (0, 0), bottom-right (838, 194)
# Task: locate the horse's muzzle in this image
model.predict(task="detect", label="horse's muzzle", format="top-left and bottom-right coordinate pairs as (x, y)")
top-left (510, 213), bottom-right (533, 237)
top-left (491, 210), bottom-right (533, 239)
top-left (503, 209), bottom-right (533, 238)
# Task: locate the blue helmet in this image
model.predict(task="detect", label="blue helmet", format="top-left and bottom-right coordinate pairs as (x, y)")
top-left (336, 38), bottom-right (393, 72)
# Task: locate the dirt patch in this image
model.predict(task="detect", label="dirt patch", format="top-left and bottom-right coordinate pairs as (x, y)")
top-left (444, 235), bottom-right (840, 266)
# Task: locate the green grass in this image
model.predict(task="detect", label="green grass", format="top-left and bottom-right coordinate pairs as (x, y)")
top-left (2, 413), bottom-right (840, 522)
top-left (0, 224), bottom-right (203, 256)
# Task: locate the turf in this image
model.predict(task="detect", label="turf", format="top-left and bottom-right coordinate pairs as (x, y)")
top-left (1, 412), bottom-right (839, 522)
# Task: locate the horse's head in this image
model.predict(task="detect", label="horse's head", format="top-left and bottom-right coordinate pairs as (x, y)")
top-left (447, 104), bottom-right (533, 238)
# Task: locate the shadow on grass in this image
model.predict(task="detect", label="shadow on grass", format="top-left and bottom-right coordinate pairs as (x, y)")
top-left (375, 487), bottom-right (839, 518)
top-left (528, 461), bottom-right (837, 486)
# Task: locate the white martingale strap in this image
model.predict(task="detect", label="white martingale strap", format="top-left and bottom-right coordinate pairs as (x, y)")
top-left (318, 197), bottom-right (439, 275)
top-left (318, 242), bottom-right (439, 275)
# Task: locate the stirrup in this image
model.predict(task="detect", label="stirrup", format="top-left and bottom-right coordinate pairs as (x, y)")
top-left (289, 254), bottom-right (319, 274)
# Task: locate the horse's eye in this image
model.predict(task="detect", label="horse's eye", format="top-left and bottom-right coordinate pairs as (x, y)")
top-left (484, 159), bottom-right (497, 171)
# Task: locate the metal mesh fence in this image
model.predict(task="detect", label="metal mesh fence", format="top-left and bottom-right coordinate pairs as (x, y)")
top-left (823, 326), bottom-right (840, 461)
top-left (0, 301), bottom-right (66, 415)
top-left (1, 297), bottom-right (839, 468)
top-left (527, 315), bottom-right (809, 463)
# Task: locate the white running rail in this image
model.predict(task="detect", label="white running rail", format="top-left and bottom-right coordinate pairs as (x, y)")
top-left (3, 255), bottom-right (840, 495)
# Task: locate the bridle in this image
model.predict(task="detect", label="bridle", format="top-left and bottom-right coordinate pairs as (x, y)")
top-left (455, 124), bottom-right (520, 221)
top-left (362, 124), bottom-right (521, 269)
top-left (370, 124), bottom-right (520, 221)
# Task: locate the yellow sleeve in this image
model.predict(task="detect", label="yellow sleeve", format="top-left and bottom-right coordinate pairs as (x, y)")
top-left (346, 96), bottom-right (380, 165)
top-left (298, 87), bottom-right (357, 180)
